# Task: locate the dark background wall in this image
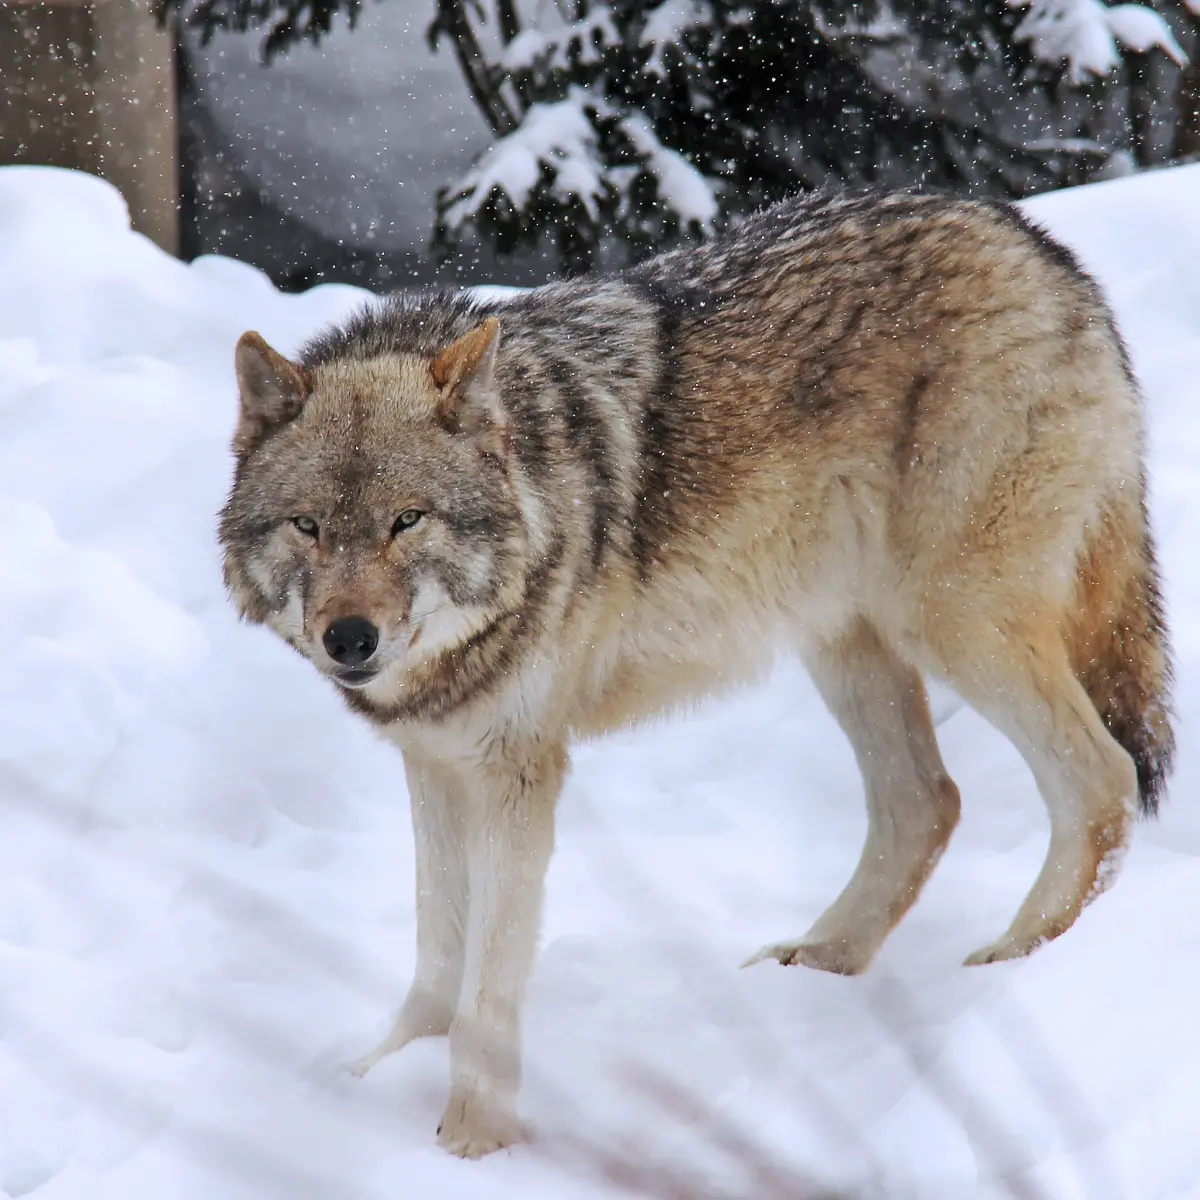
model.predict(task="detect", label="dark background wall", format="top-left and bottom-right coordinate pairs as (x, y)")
top-left (180, 3), bottom-right (556, 290)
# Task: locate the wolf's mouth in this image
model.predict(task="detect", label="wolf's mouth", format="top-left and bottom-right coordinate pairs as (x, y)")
top-left (334, 667), bottom-right (379, 689)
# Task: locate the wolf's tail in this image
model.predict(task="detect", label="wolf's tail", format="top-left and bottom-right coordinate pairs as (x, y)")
top-left (1066, 487), bottom-right (1175, 815)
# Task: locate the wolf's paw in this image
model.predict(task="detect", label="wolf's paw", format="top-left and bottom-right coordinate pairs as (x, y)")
top-left (437, 1091), bottom-right (528, 1159)
top-left (964, 933), bottom-right (1043, 966)
top-left (743, 938), bottom-right (869, 976)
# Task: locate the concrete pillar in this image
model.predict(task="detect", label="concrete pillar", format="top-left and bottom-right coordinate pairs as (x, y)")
top-left (0, 0), bottom-right (178, 253)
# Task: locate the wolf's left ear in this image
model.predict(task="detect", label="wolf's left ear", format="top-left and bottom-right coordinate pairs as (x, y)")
top-left (430, 317), bottom-right (507, 452)
top-left (234, 331), bottom-right (310, 453)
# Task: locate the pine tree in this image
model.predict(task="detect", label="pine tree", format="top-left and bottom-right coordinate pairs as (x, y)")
top-left (166, 0), bottom-right (1200, 272)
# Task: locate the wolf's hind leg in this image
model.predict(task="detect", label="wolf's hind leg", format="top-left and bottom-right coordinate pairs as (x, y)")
top-left (746, 619), bottom-right (960, 975)
top-left (933, 617), bottom-right (1137, 965)
top-left (350, 754), bottom-right (469, 1077)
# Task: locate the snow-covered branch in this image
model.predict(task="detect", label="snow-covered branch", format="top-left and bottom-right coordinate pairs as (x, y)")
top-left (1009, 0), bottom-right (1186, 85)
top-left (620, 113), bottom-right (718, 230)
top-left (500, 10), bottom-right (619, 71)
top-left (443, 91), bottom-right (610, 229)
top-left (441, 87), bottom-right (719, 244)
top-left (432, 0), bottom-right (1200, 270)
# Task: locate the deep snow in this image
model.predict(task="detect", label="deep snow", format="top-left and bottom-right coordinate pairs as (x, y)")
top-left (0, 164), bottom-right (1197, 1200)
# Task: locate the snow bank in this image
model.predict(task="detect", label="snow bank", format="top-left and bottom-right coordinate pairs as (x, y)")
top-left (0, 162), bottom-right (1197, 1199)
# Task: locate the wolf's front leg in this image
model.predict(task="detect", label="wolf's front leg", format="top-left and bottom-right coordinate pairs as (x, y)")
top-left (351, 753), bottom-right (469, 1077)
top-left (437, 741), bottom-right (566, 1159)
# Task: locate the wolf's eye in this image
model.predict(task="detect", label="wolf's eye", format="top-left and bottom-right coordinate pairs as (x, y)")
top-left (293, 515), bottom-right (319, 538)
top-left (391, 509), bottom-right (425, 536)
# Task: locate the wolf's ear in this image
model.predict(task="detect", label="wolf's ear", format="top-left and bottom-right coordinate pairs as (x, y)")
top-left (234, 331), bottom-right (310, 453)
top-left (430, 317), bottom-right (507, 451)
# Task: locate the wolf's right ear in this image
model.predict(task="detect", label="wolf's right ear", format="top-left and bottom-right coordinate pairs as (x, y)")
top-left (430, 317), bottom-right (506, 453)
top-left (234, 331), bottom-right (310, 453)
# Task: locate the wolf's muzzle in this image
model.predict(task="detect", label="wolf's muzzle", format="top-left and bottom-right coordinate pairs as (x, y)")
top-left (334, 666), bottom-right (379, 688)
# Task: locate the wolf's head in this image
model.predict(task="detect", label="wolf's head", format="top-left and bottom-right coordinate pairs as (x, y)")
top-left (218, 314), bottom-right (532, 704)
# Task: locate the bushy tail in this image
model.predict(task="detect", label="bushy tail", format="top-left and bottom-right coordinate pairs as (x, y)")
top-left (1067, 491), bottom-right (1175, 815)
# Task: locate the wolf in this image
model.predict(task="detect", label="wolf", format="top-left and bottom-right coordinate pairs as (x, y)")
top-left (218, 189), bottom-right (1174, 1158)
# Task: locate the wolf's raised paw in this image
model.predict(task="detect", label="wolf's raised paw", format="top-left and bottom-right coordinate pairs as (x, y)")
top-left (345, 1050), bottom-right (382, 1079)
top-left (344, 1030), bottom-right (409, 1079)
top-left (346, 997), bottom-right (457, 1078)
top-left (742, 938), bottom-right (869, 976)
top-left (345, 1028), bottom-right (416, 1078)
top-left (437, 1092), bottom-right (528, 1159)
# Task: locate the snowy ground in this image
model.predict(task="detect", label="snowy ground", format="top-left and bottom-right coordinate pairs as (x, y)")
top-left (0, 164), bottom-right (1197, 1200)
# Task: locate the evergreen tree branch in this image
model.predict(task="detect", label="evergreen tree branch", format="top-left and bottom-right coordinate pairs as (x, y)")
top-left (429, 0), bottom-right (520, 134)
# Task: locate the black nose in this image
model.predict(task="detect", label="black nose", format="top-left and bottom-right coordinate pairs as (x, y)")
top-left (323, 616), bottom-right (379, 666)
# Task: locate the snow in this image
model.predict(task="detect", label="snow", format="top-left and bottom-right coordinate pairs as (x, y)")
top-left (640, 0), bottom-right (706, 73)
top-left (620, 114), bottom-right (718, 231)
top-left (641, 0), bottom-right (705, 48)
top-left (444, 91), bottom-right (608, 227)
top-left (1010, 0), bottom-right (1186, 85)
top-left (1, 160), bottom-right (1199, 1198)
top-left (500, 12), bottom-right (618, 72)
top-left (444, 94), bottom-right (719, 240)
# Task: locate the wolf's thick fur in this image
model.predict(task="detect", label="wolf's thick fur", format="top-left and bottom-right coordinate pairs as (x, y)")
top-left (219, 190), bottom-right (1175, 1157)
